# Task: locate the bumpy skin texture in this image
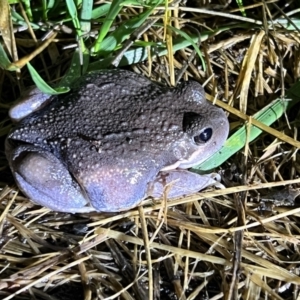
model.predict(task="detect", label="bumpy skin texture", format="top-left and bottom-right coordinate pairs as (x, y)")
top-left (6, 69), bottom-right (229, 213)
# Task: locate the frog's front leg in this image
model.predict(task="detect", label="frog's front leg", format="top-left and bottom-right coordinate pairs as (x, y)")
top-left (6, 143), bottom-right (92, 213)
top-left (9, 88), bottom-right (53, 122)
top-left (148, 170), bottom-right (223, 199)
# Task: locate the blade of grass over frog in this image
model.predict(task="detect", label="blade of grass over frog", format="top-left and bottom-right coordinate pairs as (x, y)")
top-left (194, 80), bottom-right (300, 172)
top-left (80, 0), bottom-right (93, 34)
top-left (97, 4), bottom-right (159, 55)
top-left (92, 0), bottom-right (125, 53)
top-left (88, 25), bottom-right (242, 71)
top-left (27, 63), bottom-right (70, 94)
top-left (66, 0), bottom-right (85, 50)
top-left (91, 3), bottom-right (111, 19)
top-left (0, 41), bottom-right (11, 69)
top-left (58, 49), bottom-right (90, 88)
top-left (166, 25), bottom-right (205, 71)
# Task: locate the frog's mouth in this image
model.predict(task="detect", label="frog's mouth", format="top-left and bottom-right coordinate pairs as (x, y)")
top-left (165, 110), bottom-right (229, 170)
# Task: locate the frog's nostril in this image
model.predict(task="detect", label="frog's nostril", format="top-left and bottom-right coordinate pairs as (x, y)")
top-left (194, 128), bottom-right (212, 144)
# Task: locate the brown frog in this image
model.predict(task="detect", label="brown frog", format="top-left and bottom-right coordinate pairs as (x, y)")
top-left (5, 69), bottom-right (229, 213)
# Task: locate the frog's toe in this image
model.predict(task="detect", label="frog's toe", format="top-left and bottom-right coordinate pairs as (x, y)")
top-left (148, 170), bottom-right (221, 198)
top-left (9, 146), bottom-right (92, 213)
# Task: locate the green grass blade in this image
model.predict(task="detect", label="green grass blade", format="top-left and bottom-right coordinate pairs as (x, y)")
top-left (27, 63), bottom-right (69, 94)
top-left (11, 10), bottom-right (39, 30)
top-left (97, 4), bottom-right (158, 55)
top-left (88, 25), bottom-right (238, 71)
top-left (65, 0), bottom-right (86, 50)
top-left (0, 43), bottom-right (12, 69)
top-left (58, 49), bottom-right (90, 87)
top-left (47, 0), bottom-right (56, 10)
top-left (236, 0), bottom-right (246, 17)
top-left (92, 0), bottom-right (126, 53)
top-left (167, 25), bottom-right (205, 71)
top-left (91, 3), bottom-right (111, 19)
top-left (80, 0), bottom-right (93, 34)
top-left (22, 0), bottom-right (33, 21)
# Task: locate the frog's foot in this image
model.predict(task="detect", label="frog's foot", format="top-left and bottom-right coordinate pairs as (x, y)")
top-left (148, 170), bottom-right (224, 198)
top-left (8, 145), bottom-right (93, 213)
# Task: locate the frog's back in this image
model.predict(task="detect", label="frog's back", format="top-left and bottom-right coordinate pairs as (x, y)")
top-left (10, 70), bottom-right (179, 145)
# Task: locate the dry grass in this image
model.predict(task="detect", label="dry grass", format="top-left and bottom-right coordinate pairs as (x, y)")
top-left (1, 0), bottom-right (300, 299)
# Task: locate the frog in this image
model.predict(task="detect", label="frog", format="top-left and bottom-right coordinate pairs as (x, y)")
top-left (5, 69), bottom-right (229, 213)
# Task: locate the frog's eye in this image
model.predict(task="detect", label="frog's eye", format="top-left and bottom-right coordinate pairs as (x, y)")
top-left (193, 128), bottom-right (212, 144)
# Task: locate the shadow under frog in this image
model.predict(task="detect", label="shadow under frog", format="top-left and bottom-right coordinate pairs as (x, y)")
top-left (5, 69), bottom-right (229, 213)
